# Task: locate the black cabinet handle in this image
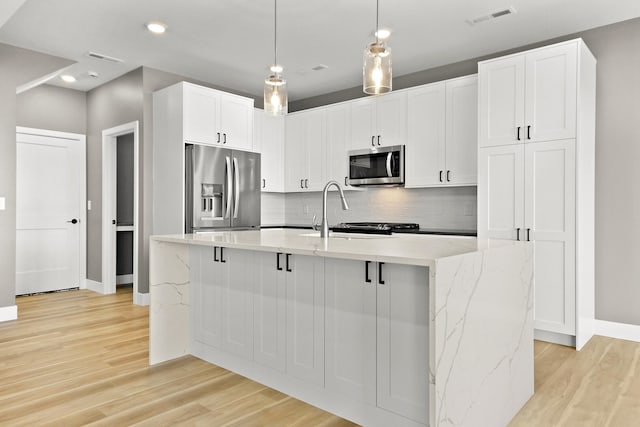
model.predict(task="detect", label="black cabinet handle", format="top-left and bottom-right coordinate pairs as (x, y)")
top-left (377, 135), bottom-right (381, 146)
top-left (220, 247), bottom-right (226, 263)
top-left (371, 136), bottom-right (375, 146)
top-left (516, 228), bottom-right (521, 241)
top-left (300, 179), bottom-right (304, 189)
top-left (286, 254), bottom-right (292, 272)
top-left (365, 261), bottom-right (372, 283)
top-left (67, 218), bottom-right (79, 224)
top-left (214, 246), bottom-right (219, 262)
top-left (439, 170), bottom-right (443, 182)
top-left (276, 252), bottom-right (283, 271)
top-left (517, 126), bottom-right (521, 141)
top-left (345, 176), bottom-right (348, 186)
top-left (217, 132), bottom-right (221, 143)
top-left (378, 262), bottom-right (385, 285)
top-left (262, 178), bottom-right (266, 189)
top-left (304, 179), bottom-right (309, 189)
top-left (223, 133), bottom-right (227, 144)
top-left (446, 170), bottom-right (451, 182)
top-left (527, 125), bottom-right (531, 140)
top-left (526, 228), bottom-right (531, 242)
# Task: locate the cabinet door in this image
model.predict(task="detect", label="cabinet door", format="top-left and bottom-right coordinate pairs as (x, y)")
top-left (445, 75), bottom-right (478, 185)
top-left (478, 55), bottom-right (525, 148)
top-left (220, 248), bottom-right (254, 359)
top-left (477, 145), bottom-right (525, 240)
top-left (405, 82), bottom-right (446, 187)
top-left (255, 110), bottom-right (284, 192)
top-left (284, 114), bottom-right (307, 192)
top-left (325, 259), bottom-right (376, 404)
top-left (304, 109), bottom-right (325, 191)
top-left (377, 263), bottom-right (429, 425)
top-left (191, 246), bottom-right (222, 348)
top-left (285, 254), bottom-right (325, 386)
top-left (325, 104), bottom-right (352, 188)
top-left (183, 84), bottom-right (219, 145)
top-left (525, 43), bottom-right (577, 143)
top-left (219, 94), bottom-right (253, 151)
top-left (376, 91), bottom-right (407, 148)
top-left (525, 140), bottom-right (576, 334)
top-left (350, 97), bottom-right (376, 150)
top-left (253, 251), bottom-right (286, 372)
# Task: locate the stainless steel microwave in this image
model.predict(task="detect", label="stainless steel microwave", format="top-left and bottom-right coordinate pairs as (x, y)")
top-left (348, 145), bottom-right (405, 186)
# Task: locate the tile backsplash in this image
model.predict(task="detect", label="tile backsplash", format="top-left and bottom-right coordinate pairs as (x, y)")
top-left (262, 186), bottom-right (477, 230)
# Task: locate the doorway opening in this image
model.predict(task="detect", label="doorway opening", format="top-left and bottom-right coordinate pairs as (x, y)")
top-left (101, 121), bottom-right (143, 305)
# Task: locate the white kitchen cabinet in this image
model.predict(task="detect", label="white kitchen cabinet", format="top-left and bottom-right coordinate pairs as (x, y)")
top-left (479, 40), bottom-right (578, 148)
top-left (284, 109), bottom-right (325, 192)
top-left (253, 251), bottom-right (286, 372)
top-left (478, 38), bottom-right (595, 348)
top-left (406, 75), bottom-right (478, 188)
top-left (325, 258), bottom-right (376, 404)
top-left (182, 82), bottom-right (254, 150)
top-left (350, 91), bottom-right (407, 150)
top-left (285, 253), bottom-right (325, 386)
top-left (325, 103), bottom-right (354, 189)
top-left (190, 245), bottom-right (253, 359)
top-left (254, 109), bottom-right (285, 192)
top-left (479, 140), bottom-right (576, 335)
top-left (325, 258), bottom-right (429, 424)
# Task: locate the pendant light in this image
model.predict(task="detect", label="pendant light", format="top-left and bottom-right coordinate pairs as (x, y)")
top-left (264, 0), bottom-right (288, 115)
top-left (363, 0), bottom-right (392, 95)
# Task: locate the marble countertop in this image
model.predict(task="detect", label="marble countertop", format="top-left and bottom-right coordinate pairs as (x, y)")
top-left (152, 228), bottom-right (517, 267)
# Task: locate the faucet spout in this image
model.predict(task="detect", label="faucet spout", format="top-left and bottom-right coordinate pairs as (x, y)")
top-left (320, 180), bottom-right (349, 238)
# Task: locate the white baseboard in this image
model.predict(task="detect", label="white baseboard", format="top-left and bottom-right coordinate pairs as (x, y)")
top-left (534, 329), bottom-right (576, 347)
top-left (134, 292), bottom-right (150, 306)
top-left (117, 274), bottom-right (134, 285)
top-left (0, 304), bottom-right (18, 322)
top-left (85, 279), bottom-right (106, 294)
top-left (594, 320), bottom-right (640, 343)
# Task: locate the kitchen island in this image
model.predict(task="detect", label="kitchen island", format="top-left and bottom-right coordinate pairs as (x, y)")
top-left (150, 229), bottom-right (533, 427)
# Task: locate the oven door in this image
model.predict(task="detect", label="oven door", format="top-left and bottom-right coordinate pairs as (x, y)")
top-left (348, 145), bottom-right (404, 186)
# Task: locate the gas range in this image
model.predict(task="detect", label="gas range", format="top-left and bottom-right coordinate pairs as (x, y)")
top-left (331, 222), bottom-right (420, 235)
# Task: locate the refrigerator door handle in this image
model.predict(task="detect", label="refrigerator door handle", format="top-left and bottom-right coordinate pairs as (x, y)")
top-left (225, 156), bottom-right (232, 219)
top-left (233, 157), bottom-right (240, 218)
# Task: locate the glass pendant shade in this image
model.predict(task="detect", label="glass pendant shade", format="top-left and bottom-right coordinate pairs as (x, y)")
top-left (264, 72), bottom-right (288, 115)
top-left (363, 42), bottom-right (392, 95)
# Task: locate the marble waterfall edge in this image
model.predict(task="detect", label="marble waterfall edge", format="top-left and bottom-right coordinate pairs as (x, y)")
top-left (431, 243), bottom-right (534, 427)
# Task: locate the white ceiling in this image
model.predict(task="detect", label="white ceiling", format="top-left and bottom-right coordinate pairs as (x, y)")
top-left (1, 0), bottom-right (639, 100)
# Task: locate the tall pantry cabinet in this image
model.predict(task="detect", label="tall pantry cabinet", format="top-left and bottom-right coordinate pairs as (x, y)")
top-left (477, 39), bottom-right (596, 350)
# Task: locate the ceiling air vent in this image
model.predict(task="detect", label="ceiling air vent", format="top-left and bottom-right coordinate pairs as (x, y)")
top-left (86, 51), bottom-right (124, 63)
top-left (467, 6), bottom-right (517, 25)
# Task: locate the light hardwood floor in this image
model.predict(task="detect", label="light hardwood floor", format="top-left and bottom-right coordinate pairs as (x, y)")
top-left (1, 287), bottom-right (639, 426)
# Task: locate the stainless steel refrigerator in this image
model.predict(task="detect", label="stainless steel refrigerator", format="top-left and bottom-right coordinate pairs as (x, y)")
top-left (185, 144), bottom-right (261, 233)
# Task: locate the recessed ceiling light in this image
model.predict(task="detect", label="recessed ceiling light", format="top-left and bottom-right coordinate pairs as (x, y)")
top-left (375, 29), bottom-right (391, 39)
top-left (146, 22), bottom-right (167, 34)
top-left (60, 75), bottom-right (76, 83)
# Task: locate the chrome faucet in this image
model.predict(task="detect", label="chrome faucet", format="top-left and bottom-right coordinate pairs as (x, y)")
top-left (318, 180), bottom-right (349, 238)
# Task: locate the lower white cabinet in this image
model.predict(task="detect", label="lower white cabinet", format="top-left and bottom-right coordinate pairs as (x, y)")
top-left (325, 258), bottom-right (429, 424)
top-left (191, 246), bottom-right (253, 359)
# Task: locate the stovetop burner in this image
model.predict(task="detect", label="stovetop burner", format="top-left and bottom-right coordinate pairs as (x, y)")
top-left (332, 222), bottom-right (420, 235)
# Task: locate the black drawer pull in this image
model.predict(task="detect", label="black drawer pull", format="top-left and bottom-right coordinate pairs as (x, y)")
top-left (365, 261), bottom-right (371, 283)
top-left (213, 246), bottom-right (219, 262)
top-left (276, 252), bottom-right (283, 271)
top-left (378, 262), bottom-right (385, 285)
top-left (220, 247), bottom-right (226, 263)
top-left (286, 254), bottom-right (292, 272)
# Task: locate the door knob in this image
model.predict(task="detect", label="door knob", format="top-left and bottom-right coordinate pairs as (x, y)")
top-left (67, 218), bottom-right (79, 224)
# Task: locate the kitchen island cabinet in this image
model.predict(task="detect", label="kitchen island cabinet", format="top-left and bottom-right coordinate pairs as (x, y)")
top-left (150, 229), bottom-right (533, 427)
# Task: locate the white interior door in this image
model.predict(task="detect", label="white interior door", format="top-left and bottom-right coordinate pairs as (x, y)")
top-left (16, 130), bottom-right (85, 295)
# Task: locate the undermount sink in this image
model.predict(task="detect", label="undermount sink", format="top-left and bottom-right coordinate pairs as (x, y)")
top-left (298, 232), bottom-right (394, 240)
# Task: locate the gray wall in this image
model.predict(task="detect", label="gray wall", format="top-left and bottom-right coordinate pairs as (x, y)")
top-left (16, 84), bottom-right (86, 134)
top-left (0, 43), bottom-right (73, 309)
top-left (291, 17), bottom-right (640, 326)
top-left (86, 68), bottom-right (143, 283)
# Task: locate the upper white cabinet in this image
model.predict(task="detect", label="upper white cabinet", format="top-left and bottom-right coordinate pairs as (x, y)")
top-left (325, 103), bottom-right (354, 188)
top-left (477, 38), bottom-right (596, 348)
top-left (254, 109), bottom-right (285, 192)
top-left (182, 82), bottom-right (254, 150)
top-left (479, 41), bottom-right (577, 148)
top-left (405, 75), bottom-right (478, 187)
top-left (350, 91), bottom-right (407, 150)
top-left (284, 109), bottom-right (325, 192)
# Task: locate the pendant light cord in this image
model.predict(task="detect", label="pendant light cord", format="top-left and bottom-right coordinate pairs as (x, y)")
top-left (375, 0), bottom-right (379, 44)
top-left (274, 0), bottom-right (278, 67)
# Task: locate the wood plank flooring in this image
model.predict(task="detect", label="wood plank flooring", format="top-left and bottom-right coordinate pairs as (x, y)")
top-left (1, 287), bottom-right (639, 426)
